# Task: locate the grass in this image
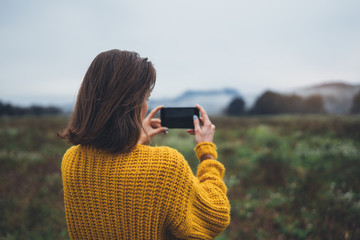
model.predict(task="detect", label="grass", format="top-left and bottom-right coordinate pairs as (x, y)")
top-left (0, 116), bottom-right (70, 240)
top-left (1, 115), bottom-right (360, 239)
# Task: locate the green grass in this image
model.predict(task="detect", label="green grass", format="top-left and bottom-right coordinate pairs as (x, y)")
top-left (0, 116), bottom-right (71, 240)
top-left (1, 115), bottom-right (360, 239)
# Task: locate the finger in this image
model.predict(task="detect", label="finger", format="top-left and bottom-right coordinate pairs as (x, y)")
top-left (150, 122), bottom-right (162, 128)
top-left (150, 118), bottom-right (161, 127)
top-left (199, 116), bottom-right (204, 125)
top-left (151, 118), bottom-right (161, 124)
top-left (193, 114), bottom-right (200, 132)
top-left (152, 127), bottom-right (168, 136)
top-left (196, 104), bottom-right (211, 125)
top-left (186, 129), bottom-right (195, 135)
top-left (147, 105), bottom-right (164, 119)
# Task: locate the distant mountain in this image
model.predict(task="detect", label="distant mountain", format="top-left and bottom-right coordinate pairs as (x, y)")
top-left (149, 88), bottom-right (241, 115)
top-left (291, 82), bottom-right (360, 114)
top-left (59, 82), bottom-right (360, 115)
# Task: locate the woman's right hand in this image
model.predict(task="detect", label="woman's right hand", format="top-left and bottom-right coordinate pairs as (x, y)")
top-left (138, 105), bottom-right (167, 145)
top-left (187, 104), bottom-right (215, 144)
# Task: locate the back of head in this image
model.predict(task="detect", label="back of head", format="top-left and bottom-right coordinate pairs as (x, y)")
top-left (59, 49), bottom-right (156, 153)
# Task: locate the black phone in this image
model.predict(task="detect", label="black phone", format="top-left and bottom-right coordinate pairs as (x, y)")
top-left (161, 107), bottom-right (200, 129)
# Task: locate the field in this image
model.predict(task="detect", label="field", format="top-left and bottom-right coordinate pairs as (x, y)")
top-left (0, 115), bottom-right (359, 239)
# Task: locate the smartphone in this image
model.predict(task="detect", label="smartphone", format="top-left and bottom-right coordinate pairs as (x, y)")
top-left (161, 107), bottom-right (200, 129)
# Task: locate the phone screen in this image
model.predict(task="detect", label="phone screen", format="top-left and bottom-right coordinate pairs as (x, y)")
top-left (161, 107), bottom-right (200, 129)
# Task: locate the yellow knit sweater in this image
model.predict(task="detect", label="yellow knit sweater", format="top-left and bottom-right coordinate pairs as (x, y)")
top-left (61, 142), bottom-right (230, 239)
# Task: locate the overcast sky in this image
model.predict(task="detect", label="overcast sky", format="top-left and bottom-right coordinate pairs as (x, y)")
top-left (1, 0), bottom-right (360, 106)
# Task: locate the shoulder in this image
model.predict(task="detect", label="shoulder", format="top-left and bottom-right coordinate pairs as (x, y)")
top-left (137, 144), bottom-right (184, 159)
top-left (137, 144), bottom-right (191, 171)
top-left (63, 145), bottom-right (80, 158)
top-left (61, 145), bottom-right (83, 169)
top-left (138, 145), bottom-right (195, 194)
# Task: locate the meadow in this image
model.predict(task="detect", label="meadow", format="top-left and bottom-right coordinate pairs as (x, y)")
top-left (0, 115), bottom-right (359, 239)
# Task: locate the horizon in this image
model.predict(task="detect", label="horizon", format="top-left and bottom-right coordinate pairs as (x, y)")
top-left (1, 80), bottom-right (359, 109)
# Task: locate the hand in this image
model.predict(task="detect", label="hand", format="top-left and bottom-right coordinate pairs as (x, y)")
top-left (186, 104), bottom-right (215, 144)
top-left (138, 105), bottom-right (168, 145)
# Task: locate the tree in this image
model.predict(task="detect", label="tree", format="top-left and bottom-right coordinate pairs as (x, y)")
top-left (225, 97), bottom-right (246, 116)
top-left (249, 91), bottom-right (289, 114)
top-left (351, 90), bottom-right (360, 113)
top-left (0, 100), bottom-right (62, 116)
top-left (303, 95), bottom-right (325, 113)
top-left (249, 91), bottom-right (325, 114)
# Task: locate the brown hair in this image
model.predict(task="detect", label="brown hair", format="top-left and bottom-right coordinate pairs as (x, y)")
top-left (58, 49), bottom-right (156, 153)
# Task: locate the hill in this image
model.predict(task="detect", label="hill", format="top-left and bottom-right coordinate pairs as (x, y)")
top-left (148, 88), bottom-right (241, 115)
top-left (291, 82), bottom-right (360, 114)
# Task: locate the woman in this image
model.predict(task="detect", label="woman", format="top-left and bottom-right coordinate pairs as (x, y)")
top-left (59, 49), bottom-right (230, 239)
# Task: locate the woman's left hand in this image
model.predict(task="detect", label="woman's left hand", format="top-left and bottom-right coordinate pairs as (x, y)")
top-left (138, 105), bottom-right (168, 145)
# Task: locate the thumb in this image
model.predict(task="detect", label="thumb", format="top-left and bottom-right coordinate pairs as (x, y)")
top-left (152, 127), bottom-right (168, 135)
top-left (193, 115), bottom-right (200, 131)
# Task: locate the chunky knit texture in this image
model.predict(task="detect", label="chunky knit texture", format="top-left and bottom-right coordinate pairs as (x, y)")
top-left (61, 142), bottom-right (230, 239)
top-left (194, 142), bottom-right (218, 161)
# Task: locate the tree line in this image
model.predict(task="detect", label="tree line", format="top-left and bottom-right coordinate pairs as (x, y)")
top-left (0, 101), bottom-right (62, 116)
top-left (225, 90), bottom-right (360, 115)
top-left (2, 89), bottom-right (360, 116)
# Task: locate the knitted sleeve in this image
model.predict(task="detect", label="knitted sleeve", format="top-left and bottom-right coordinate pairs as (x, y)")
top-left (165, 142), bottom-right (230, 239)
